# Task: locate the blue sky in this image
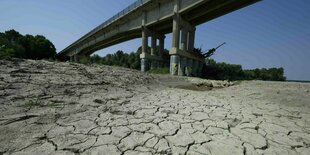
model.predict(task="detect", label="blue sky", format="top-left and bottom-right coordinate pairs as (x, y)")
top-left (0, 0), bottom-right (309, 80)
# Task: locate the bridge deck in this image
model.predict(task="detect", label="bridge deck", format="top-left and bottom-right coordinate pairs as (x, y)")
top-left (57, 0), bottom-right (260, 60)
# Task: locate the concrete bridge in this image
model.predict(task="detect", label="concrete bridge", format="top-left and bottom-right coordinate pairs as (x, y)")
top-left (57, 0), bottom-right (260, 76)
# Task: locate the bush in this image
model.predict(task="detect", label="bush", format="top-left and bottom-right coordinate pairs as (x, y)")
top-left (0, 48), bottom-right (15, 59)
top-left (203, 59), bottom-right (244, 80)
top-left (148, 68), bottom-right (170, 74)
top-left (243, 68), bottom-right (286, 81)
top-left (79, 56), bottom-right (91, 65)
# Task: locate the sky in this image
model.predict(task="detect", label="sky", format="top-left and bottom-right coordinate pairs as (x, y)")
top-left (0, 0), bottom-right (309, 80)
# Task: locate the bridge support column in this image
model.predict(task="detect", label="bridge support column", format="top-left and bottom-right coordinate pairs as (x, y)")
top-left (70, 56), bottom-right (74, 62)
top-left (141, 58), bottom-right (148, 73)
top-left (140, 26), bottom-right (149, 72)
top-left (192, 60), bottom-right (198, 77)
top-left (73, 55), bottom-right (79, 63)
top-left (188, 28), bottom-right (196, 52)
top-left (186, 58), bottom-right (193, 76)
top-left (170, 55), bottom-right (179, 75)
top-left (198, 61), bottom-right (203, 77)
top-left (169, 0), bottom-right (203, 76)
top-left (179, 57), bottom-right (187, 76)
top-left (170, 0), bottom-right (180, 75)
top-left (181, 28), bottom-right (188, 51)
top-left (150, 33), bottom-right (157, 69)
top-left (158, 36), bottom-right (165, 68)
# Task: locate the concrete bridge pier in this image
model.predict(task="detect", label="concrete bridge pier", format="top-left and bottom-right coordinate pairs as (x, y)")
top-left (150, 33), bottom-right (164, 69)
top-left (150, 33), bottom-right (156, 69)
top-left (70, 56), bottom-right (74, 62)
top-left (73, 55), bottom-right (79, 63)
top-left (140, 26), bottom-right (149, 72)
top-left (186, 27), bottom-right (196, 76)
top-left (187, 58), bottom-right (193, 76)
top-left (140, 25), bottom-right (166, 72)
top-left (170, 55), bottom-right (179, 75)
top-left (169, 1), bottom-right (181, 75)
top-left (198, 61), bottom-right (204, 77)
top-left (141, 58), bottom-right (148, 72)
top-left (169, 0), bottom-right (205, 76)
top-left (193, 60), bottom-right (199, 77)
top-left (158, 36), bottom-right (165, 68)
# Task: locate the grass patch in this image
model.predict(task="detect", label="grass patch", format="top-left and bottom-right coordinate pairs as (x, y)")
top-left (22, 99), bottom-right (41, 107)
top-left (148, 68), bottom-right (169, 74)
top-left (19, 98), bottom-right (62, 108)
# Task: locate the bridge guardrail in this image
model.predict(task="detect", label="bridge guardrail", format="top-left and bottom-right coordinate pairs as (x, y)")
top-left (60, 0), bottom-right (152, 54)
top-left (96, 0), bottom-right (151, 32)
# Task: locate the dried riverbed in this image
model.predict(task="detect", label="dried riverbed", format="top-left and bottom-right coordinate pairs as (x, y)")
top-left (0, 59), bottom-right (309, 155)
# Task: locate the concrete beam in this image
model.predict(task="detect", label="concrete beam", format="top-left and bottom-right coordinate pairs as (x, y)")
top-left (179, 15), bottom-right (195, 31)
top-left (170, 49), bottom-right (204, 61)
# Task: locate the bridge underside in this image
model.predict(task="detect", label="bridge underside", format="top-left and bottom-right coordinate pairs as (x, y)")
top-left (57, 0), bottom-right (260, 76)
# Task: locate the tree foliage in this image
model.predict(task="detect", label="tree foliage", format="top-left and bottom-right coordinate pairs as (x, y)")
top-left (88, 46), bottom-right (169, 70)
top-left (0, 29), bottom-right (56, 60)
top-left (86, 46), bottom-right (285, 81)
top-left (202, 59), bottom-right (286, 81)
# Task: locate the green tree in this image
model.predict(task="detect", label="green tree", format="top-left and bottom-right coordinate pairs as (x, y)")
top-left (0, 29), bottom-right (56, 60)
top-left (90, 54), bottom-right (102, 64)
top-left (203, 59), bottom-right (286, 81)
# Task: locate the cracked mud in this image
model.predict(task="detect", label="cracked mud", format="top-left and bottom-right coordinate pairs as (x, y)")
top-left (0, 59), bottom-right (309, 155)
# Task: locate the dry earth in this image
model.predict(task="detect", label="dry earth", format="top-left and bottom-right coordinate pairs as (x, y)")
top-left (0, 59), bottom-right (309, 155)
